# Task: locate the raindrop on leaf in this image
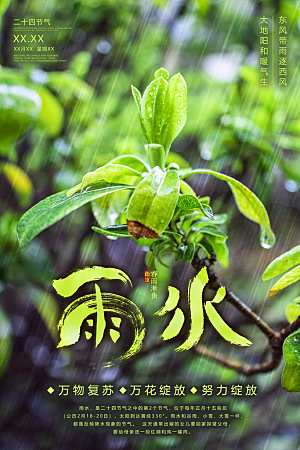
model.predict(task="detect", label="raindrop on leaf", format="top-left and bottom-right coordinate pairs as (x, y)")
top-left (260, 228), bottom-right (276, 249)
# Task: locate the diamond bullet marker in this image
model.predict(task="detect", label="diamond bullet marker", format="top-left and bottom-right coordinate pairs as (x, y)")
top-left (47, 387), bottom-right (54, 394)
top-left (119, 387), bottom-right (127, 394)
top-left (190, 387), bottom-right (197, 394)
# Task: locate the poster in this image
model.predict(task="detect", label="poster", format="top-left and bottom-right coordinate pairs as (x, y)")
top-left (1, 0), bottom-right (300, 449)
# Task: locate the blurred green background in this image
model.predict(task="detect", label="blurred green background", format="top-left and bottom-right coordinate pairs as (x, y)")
top-left (1, 0), bottom-right (300, 449)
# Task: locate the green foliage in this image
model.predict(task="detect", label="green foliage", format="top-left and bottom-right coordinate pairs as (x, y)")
top-left (0, 0), bottom-right (10, 19)
top-left (69, 51), bottom-right (92, 79)
top-left (0, 84), bottom-right (42, 149)
top-left (286, 297), bottom-right (300, 323)
top-left (0, 305), bottom-right (12, 377)
top-left (92, 224), bottom-right (130, 238)
top-left (17, 182), bottom-right (134, 251)
top-left (282, 330), bottom-right (300, 392)
top-left (132, 68), bottom-right (187, 155)
top-left (262, 245), bottom-right (300, 296)
top-left (35, 87), bottom-right (64, 137)
top-left (14, 69), bottom-right (275, 278)
top-left (262, 245), bottom-right (300, 391)
top-left (2, 1), bottom-right (300, 447)
top-left (181, 169), bottom-right (275, 249)
top-left (126, 166), bottom-right (180, 239)
top-left (16, 68), bottom-right (274, 274)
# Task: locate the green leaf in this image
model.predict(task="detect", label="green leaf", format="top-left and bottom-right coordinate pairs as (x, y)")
top-left (141, 77), bottom-right (169, 144)
top-left (161, 73), bottom-right (187, 153)
top-left (196, 241), bottom-right (213, 258)
top-left (152, 77), bottom-right (169, 145)
top-left (282, 330), bottom-right (300, 392)
top-left (131, 85), bottom-right (142, 113)
top-left (108, 154), bottom-right (150, 173)
top-left (91, 188), bottom-right (130, 227)
top-left (167, 152), bottom-right (191, 171)
top-left (268, 265), bottom-right (300, 297)
top-left (154, 67), bottom-right (169, 81)
top-left (189, 214), bottom-right (227, 228)
top-left (262, 245), bottom-right (300, 280)
top-left (17, 182), bottom-right (134, 251)
top-left (181, 169), bottom-right (275, 249)
top-left (70, 51), bottom-right (92, 79)
top-left (177, 194), bottom-right (202, 210)
top-left (35, 87), bottom-right (64, 137)
top-left (199, 225), bottom-right (228, 241)
top-left (0, 305), bottom-right (12, 377)
top-left (189, 225), bottom-right (227, 243)
top-left (177, 242), bottom-right (195, 263)
top-left (126, 167), bottom-right (180, 239)
top-left (0, 162), bottom-right (33, 206)
top-left (131, 85), bottom-right (149, 142)
top-left (162, 230), bottom-right (182, 244)
top-left (133, 69), bottom-right (187, 153)
top-left (206, 235), bottom-right (229, 268)
top-left (176, 194), bottom-right (213, 219)
top-left (180, 179), bottom-right (196, 195)
top-left (286, 298), bottom-right (300, 323)
top-left (0, 84), bottom-right (42, 148)
top-left (0, 0), bottom-right (10, 18)
top-left (67, 164), bottom-right (141, 197)
top-left (92, 225), bottom-right (130, 238)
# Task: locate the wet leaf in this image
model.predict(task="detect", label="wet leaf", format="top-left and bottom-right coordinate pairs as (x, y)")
top-left (180, 179), bottom-right (196, 195)
top-left (132, 68), bottom-right (187, 154)
top-left (181, 169), bottom-right (275, 249)
top-left (67, 164), bottom-right (141, 197)
top-left (108, 154), bottom-right (150, 173)
top-left (177, 242), bottom-right (195, 262)
top-left (92, 225), bottom-right (130, 238)
top-left (154, 67), bottom-right (169, 81)
top-left (206, 235), bottom-right (229, 268)
top-left (262, 245), bottom-right (300, 280)
top-left (17, 182), bottom-right (134, 251)
top-left (0, 0), bottom-right (10, 18)
top-left (161, 73), bottom-right (187, 153)
top-left (269, 265), bottom-right (300, 297)
top-left (286, 298), bottom-right (300, 323)
top-left (282, 330), bottom-right (300, 392)
top-left (126, 167), bottom-right (180, 239)
top-left (176, 194), bottom-right (213, 219)
top-left (200, 225), bottom-right (228, 241)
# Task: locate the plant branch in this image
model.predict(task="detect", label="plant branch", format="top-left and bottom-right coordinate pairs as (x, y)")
top-left (190, 253), bottom-right (300, 375)
top-left (192, 253), bottom-right (277, 339)
top-left (192, 342), bottom-right (282, 375)
top-left (128, 253), bottom-right (300, 376)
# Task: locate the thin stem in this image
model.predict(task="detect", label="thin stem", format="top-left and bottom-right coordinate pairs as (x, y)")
top-left (129, 253), bottom-right (300, 377)
top-left (192, 342), bottom-right (282, 375)
top-left (189, 253), bottom-right (300, 376)
top-left (207, 267), bottom-right (277, 340)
